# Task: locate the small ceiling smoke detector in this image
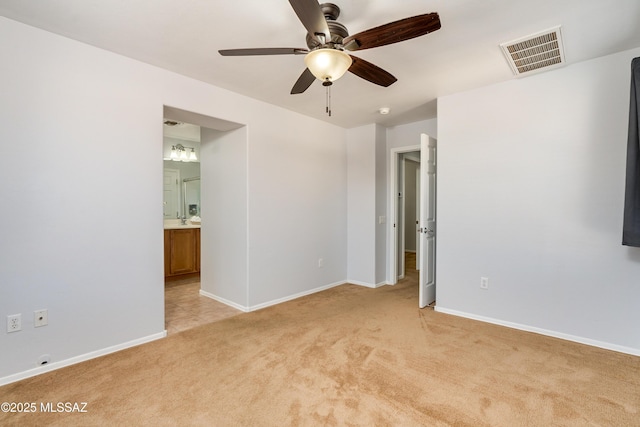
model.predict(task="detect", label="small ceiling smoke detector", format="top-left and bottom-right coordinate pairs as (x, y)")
top-left (379, 107), bottom-right (391, 115)
top-left (500, 26), bottom-right (565, 76)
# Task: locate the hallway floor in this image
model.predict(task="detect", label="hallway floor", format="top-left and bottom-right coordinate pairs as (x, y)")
top-left (164, 277), bottom-right (242, 334)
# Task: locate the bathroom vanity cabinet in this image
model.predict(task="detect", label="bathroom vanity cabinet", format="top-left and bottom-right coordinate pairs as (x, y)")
top-left (164, 228), bottom-right (200, 279)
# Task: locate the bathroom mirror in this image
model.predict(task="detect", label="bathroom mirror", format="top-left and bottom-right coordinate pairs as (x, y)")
top-left (163, 160), bottom-right (200, 219)
top-left (183, 177), bottom-right (200, 217)
top-left (163, 120), bottom-right (201, 219)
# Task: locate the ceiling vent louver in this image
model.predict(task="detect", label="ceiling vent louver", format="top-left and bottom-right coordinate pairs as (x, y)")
top-left (500, 26), bottom-right (565, 76)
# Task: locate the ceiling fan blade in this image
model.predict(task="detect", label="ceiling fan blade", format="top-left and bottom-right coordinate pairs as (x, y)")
top-left (288, 0), bottom-right (331, 44)
top-left (219, 48), bottom-right (308, 56)
top-left (291, 68), bottom-right (316, 94)
top-left (343, 13), bottom-right (441, 51)
top-left (348, 55), bottom-right (397, 87)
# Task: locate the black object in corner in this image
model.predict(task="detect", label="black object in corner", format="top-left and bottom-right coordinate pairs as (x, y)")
top-left (623, 57), bottom-right (640, 247)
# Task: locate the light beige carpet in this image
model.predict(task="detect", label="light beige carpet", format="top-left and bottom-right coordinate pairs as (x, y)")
top-left (1, 277), bottom-right (639, 426)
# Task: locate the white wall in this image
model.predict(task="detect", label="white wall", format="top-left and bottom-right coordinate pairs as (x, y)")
top-left (246, 111), bottom-right (347, 308)
top-left (374, 124), bottom-right (387, 284)
top-left (346, 123), bottom-right (388, 287)
top-left (200, 127), bottom-right (248, 308)
top-left (0, 16), bottom-right (348, 383)
top-left (437, 47), bottom-right (640, 354)
top-left (347, 125), bottom-right (377, 286)
top-left (386, 119), bottom-right (437, 151)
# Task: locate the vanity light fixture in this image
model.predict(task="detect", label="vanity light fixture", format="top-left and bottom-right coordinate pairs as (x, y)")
top-left (169, 144), bottom-right (197, 162)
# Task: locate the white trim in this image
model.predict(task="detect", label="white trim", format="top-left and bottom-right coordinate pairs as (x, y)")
top-left (348, 280), bottom-right (388, 289)
top-left (199, 289), bottom-right (250, 312)
top-left (399, 158), bottom-right (406, 279)
top-left (247, 280), bottom-right (346, 312)
top-left (245, 128), bottom-right (251, 310)
top-left (435, 306), bottom-right (640, 357)
top-left (388, 145), bottom-right (420, 284)
top-left (201, 281), bottom-right (349, 313)
top-left (0, 332), bottom-right (166, 386)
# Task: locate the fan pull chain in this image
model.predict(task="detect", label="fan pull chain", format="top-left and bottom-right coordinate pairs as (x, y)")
top-left (325, 84), bottom-right (329, 115)
top-left (323, 78), bottom-right (332, 117)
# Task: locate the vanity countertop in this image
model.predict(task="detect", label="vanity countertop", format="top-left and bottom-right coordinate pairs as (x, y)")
top-left (164, 219), bottom-right (201, 229)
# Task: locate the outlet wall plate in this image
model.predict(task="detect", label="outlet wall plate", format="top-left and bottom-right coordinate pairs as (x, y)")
top-left (35, 309), bottom-right (48, 327)
top-left (7, 314), bottom-right (21, 332)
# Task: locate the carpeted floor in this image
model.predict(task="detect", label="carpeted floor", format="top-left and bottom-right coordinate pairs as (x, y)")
top-left (1, 267), bottom-right (639, 426)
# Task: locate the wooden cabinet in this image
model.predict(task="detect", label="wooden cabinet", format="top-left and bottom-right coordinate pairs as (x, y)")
top-left (164, 228), bottom-right (200, 279)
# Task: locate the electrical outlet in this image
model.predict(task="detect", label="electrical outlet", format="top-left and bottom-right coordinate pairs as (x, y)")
top-left (7, 314), bottom-right (21, 332)
top-left (480, 277), bottom-right (489, 290)
top-left (318, 258), bottom-right (324, 268)
top-left (34, 309), bottom-right (48, 327)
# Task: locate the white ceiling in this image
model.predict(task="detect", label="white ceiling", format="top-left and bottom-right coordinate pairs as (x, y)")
top-left (2, 0), bottom-right (640, 129)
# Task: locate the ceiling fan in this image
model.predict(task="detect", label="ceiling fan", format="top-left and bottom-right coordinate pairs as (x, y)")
top-left (219, 1), bottom-right (441, 98)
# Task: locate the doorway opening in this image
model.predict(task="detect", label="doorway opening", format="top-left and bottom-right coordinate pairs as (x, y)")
top-left (388, 134), bottom-right (437, 308)
top-left (401, 151), bottom-right (421, 277)
top-left (162, 106), bottom-right (245, 334)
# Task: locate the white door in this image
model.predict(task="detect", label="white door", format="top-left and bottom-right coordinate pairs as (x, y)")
top-left (418, 134), bottom-right (436, 308)
top-left (415, 167), bottom-right (420, 271)
top-left (163, 169), bottom-right (180, 218)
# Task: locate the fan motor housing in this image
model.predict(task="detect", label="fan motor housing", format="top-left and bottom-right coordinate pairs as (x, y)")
top-left (305, 3), bottom-right (348, 49)
top-left (306, 20), bottom-right (349, 49)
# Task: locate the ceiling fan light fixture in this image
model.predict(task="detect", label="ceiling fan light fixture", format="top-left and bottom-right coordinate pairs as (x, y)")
top-left (304, 48), bottom-right (352, 83)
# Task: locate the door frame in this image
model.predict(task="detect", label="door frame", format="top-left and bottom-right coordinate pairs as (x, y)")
top-left (388, 144), bottom-right (420, 284)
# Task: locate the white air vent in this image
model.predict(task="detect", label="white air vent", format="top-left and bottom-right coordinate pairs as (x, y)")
top-left (500, 26), bottom-right (565, 76)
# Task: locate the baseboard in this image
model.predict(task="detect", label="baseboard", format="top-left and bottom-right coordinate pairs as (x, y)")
top-left (0, 331), bottom-right (166, 387)
top-left (348, 280), bottom-right (387, 289)
top-left (435, 306), bottom-right (640, 357)
top-left (247, 280), bottom-right (347, 312)
top-left (200, 281), bottom-right (349, 312)
top-left (199, 290), bottom-right (249, 312)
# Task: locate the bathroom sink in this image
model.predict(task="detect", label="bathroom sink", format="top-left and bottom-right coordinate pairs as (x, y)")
top-left (163, 219), bottom-right (201, 229)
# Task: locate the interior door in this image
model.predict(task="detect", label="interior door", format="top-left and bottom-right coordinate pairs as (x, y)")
top-left (415, 166), bottom-right (421, 271)
top-left (163, 169), bottom-right (180, 218)
top-left (418, 134), bottom-right (437, 308)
